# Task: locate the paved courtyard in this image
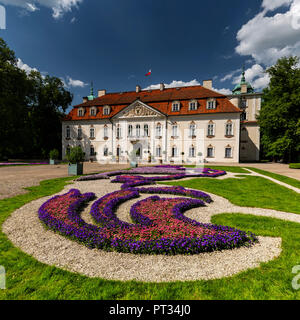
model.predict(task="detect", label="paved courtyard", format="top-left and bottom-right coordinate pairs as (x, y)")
top-left (0, 162), bottom-right (299, 200)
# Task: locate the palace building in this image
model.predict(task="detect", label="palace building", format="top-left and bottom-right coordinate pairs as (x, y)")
top-left (62, 71), bottom-right (262, 164)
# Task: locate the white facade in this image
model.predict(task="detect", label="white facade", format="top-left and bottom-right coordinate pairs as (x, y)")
top-left (62, 100), bottom-right (241, 164)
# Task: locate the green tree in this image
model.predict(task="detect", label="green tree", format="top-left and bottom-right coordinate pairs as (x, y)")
top-left (0, 37), bottom-right (73, 160)
top-left (258, 56), bottom-right (300, 163)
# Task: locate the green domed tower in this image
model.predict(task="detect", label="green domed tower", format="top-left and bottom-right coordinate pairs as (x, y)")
top-left (232, 67), bottom-right (254, 95)
top-left (87, 82), bottom-right (95, 101)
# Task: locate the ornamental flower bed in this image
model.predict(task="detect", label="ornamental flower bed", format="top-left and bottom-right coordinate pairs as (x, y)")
top-left (38, 187), bottom-right (258, 255)
top-left (76, 165), bottom-right (226, 181)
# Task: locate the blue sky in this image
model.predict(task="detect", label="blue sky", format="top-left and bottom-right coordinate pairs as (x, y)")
top-left (1, 0), bottom-right (300, 110)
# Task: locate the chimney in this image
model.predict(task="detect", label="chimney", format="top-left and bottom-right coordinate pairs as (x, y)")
top-left (203, 80), bottom-right (212, 90)
top-left (160, 83), bottom-right (165, 91)
top-left (241, 84), bottom-right (247, 94)
top-left (98, 89), bottom-right (106, 97)
top-left (82, 97), bottom-right (88, 103)
top-left (136, 85), bottom-right (141, 93)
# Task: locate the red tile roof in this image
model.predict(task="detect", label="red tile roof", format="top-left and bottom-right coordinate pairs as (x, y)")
top-left (64, 85), bottom-right (240, 121)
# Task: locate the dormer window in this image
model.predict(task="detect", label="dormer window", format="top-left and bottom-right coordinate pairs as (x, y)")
top-left (103, 106), bottom-right (110, 115)
top-left (78, 108), bottom-right (84, 117)
top-left (90, 107), bottom-right (97, 116)
top-left (207, 98), bottom-right (216, 110)
top-left (189, 100), bottom-right (198, 111)
top-left (172, 101), bottom-right (180, 112)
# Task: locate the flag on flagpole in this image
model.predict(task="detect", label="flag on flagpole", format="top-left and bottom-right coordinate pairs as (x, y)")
top-left (145, 69), bottom-right (151, 76)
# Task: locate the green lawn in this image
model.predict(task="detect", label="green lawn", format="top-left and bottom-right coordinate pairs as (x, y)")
top-left (0, 173), bottom-right (300, 299)
top-left (163, 175), bottom-right (300, 215)
top-left (247, 167), bottom-right (300, 189)
top-left (184, 165), bottom-right (249, 174)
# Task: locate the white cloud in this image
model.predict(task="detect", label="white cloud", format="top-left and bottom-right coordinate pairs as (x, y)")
top-left (0, 0), bottom-right (83, 19)
top-left (262, 0), bottom-right (292, 11)
top-left (66, 76), bottom-right (87, 87)
top-left (220, 68), bottom-right (242, 82)
top-left (17, 58), bottom-right (38, 74)
top-left (232, 64), bottom-right (270, 91)
top-left (235, 0), bottom-right (300, 66)
top-left (26, 3), bottom-right (39, 12)
top-left (212, 87), bottom-right (232, 95)
top-left (143, 79), bottom-right (200, 90)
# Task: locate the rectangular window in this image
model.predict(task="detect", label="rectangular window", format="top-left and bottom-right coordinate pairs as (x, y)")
top-left (156, 146), bottom-right (161, 157)
top-left (207, 100), bottom-right (216, 109)
top-left (90, 128), bottom-right (95, 138)
top-left (189, 125), bottom-right (196, 137)
top-left (207, 124), bottom-right (215, 136)
top-left (225, 123), bottom-right (233, 136)
top-left (136, 125), bottom-right (140, 137)
top-left (128, 125), bottom-right (133, 137)
top-left (66, 127), bottom-right (70, 139)
top-left (172, 125), bottom-right (178, 137)
top-left (172, 103), bottom-right (180, 112)
top-left (172, 147), bottom-right (178, 157)
top-left (104, 126), bottom-right (108, 138)
top-left (77, 128), bottom-right (82, 139)
top-left (225, 147), bottom-right (232, 158)
top-left (144, 124), bottom-right (149, 137)
top-left (90, 146), bottom-right (95, 156)
top-left (103, 147), bottom-right (108, 157)
top-left (156, 125), bottom-right (162, 137)
top-left (207, 147), bottom-right (214, 158)
top-left (117, 127), bottom-right (121, 139)
top-left (189, 147), bottom-right (195, 157)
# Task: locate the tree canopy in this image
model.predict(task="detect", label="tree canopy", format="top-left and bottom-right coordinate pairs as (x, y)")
top-left (0, 37), bottom-right (73, 160)
top-left (258, 56), bottom-right (300, 163)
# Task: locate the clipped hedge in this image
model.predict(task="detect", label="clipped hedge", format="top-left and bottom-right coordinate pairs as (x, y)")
top-left (289, 163), bottom-right (300, 169)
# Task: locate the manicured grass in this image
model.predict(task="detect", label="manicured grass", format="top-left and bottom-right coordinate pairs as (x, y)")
top-left (289, 163), bottom-right (300, 169)
top-left (184, 165), bottom-right (249, 174)
top-left (163, 175), bottom-right (300, 214)
top-left (247, 167), bottom-right (300, 189)
top-left (0, 174), bottom-right (300, 299)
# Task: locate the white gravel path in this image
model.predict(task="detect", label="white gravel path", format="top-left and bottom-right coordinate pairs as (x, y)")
top-left (2, 177), bottom-right (287, 282)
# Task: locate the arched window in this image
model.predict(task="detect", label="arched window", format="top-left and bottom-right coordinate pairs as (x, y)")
top-left (144, 124), bottom-right (149, 137)
top-left (225, 121), bottom-right (233, 136)
top-left (171, 145), bottom-right (178, 157)
top-left (103, 146), bottom-right (108, 157)
top-left (207, 98), bottom-right (216, 110)
top-left (172, 101), bottom-right (180, 112)
top-left (90, 145), bottom-right (95, 156)
top-left (156, 123), bottom-right (162, 137)
top-left (103, 125), bottom-right (108, 138)
top-left (66, 126), bottom-right (70, 139)
top-left (172, 123), bottom-right (178, 137)
top-left (189, 100), bottom-right (197, 111)
top-left (207, 145), bottom-right (214, 158)
top-left (128, 124), bottom-right (133, 137)
top-left (189, 122), bottom-right (196, 137)
top-left (136, 124), bottom-right (140, 137)
top-left (189, 145), bottom-right (196, 157)
top-left (103, 106), bottom-right (110, 115)
top-left (207, 121), bottom-right (215, 136)
top-left (77, 126), bottom-right (82, 139)
top-left (116, 125), bottom-right (122, 139)
top-left (225, 145), bottom-right (232, 158)
top-left (90, 126), bottom-right (95, 138)
top-left (90, 107), bottom-right (97, 116)
top-left (156, 145), bottom-right (161, 157)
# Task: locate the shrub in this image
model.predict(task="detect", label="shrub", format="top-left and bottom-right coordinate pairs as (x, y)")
top-left (66, 146), bottom-right (85, 164)
top-left (289, 163), bottom-right (300, 169)
top-left (49, 149), bottom-right (59, 160)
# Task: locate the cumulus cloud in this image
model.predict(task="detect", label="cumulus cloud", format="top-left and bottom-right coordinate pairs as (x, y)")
top-left (235, 0), bottom-right (300, 66)
top-left (17, 58), bottom-right (38, 74)
top-left (0, 0), bottom-right (83, 19)
top-left (66, 76), bottom-right (87, 88)
top-left (143, 79), bottom-right (201, 90)
top-left (143, 79), bottom-right (232, 95)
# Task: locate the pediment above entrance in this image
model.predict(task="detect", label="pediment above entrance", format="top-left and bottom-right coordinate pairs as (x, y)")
top-left (115, 100), bottom-right (164, 119)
